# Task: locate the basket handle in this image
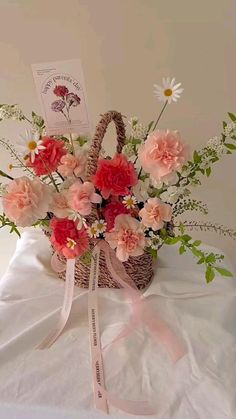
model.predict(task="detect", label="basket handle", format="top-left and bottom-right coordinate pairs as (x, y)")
top-left (86, 110), bottom-right (126, 179)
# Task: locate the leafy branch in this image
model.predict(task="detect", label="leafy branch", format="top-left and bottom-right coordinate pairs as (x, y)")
top-left (164, 233), bottom-right (233, 282)
top-left (174, 220), bottom-right (236, 240)
top-left (0, 214), bottom-right (20, 237)
top-left (173, 199), bottom-right (208, 216)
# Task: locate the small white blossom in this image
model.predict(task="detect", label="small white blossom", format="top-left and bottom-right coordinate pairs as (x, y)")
top-left (88, 220), bottom-right (107, 238)
top-left (147, 231), bottom-right (163, 250)
top-left (16, 129), bottom-right (45, 163)
top-left (0, 104), bottom-right (24, 121)
top-left (180, 166), bottom-right (192, 178)
top-left (131, 123), bottom-right (148, 140)
top-left (179, 178), bottom-right (188, 187)
top-left (123, 143), bottom-right (136, 158)
top-left (223, 122), bottom-right (236, 137)
top-left (188, 177), bottom-right (201, 187)
top-left (68, 210), bottom-right (88, 229)
top-left (0, 183), bottom-right (7, 197)
top-left (207, 136), bottom-right (226, 157)
top-left (150, 171), bottom-right (179, 189)
top-left (128, 116), bottom-right (139, 127)
top-left (132, 178), bottom-right (149, 203)
top-left (160, 186), bottom-right (182, 204)
top-left (123, 195), bottom-right (137, 209)
top-left (200, 155), bottom-right (212, 170)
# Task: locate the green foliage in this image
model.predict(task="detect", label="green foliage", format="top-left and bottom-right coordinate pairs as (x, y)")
top-left (0, 214), bottom-right (20, 237)
top-left (147, 247), bottom-right (158, 260)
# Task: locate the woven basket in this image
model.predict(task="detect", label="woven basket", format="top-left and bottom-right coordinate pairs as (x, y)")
top-left (51, 111), bottom-right (154, 289)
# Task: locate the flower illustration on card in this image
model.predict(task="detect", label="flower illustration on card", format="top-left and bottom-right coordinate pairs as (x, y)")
top-left (51, 85), bottom-right (81, 123)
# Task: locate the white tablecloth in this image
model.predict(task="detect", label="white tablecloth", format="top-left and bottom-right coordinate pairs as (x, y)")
top-left (0, 229), bottom-right (235, 419)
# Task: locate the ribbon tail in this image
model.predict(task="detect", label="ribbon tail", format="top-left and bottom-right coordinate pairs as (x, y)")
top-left (36, 258), bottom-right (75, 349)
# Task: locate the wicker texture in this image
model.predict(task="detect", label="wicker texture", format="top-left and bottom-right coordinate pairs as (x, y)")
top-left (53, 111), bottom-right (154, 289)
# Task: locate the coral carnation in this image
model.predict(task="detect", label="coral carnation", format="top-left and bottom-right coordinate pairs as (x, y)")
top-left (103, 201), bottom-right (130, 231)
top-left (93, 153), bottom-right (138, 199)
top-left (58, 151), bottom-right (87, 178)
top-left (68, 181), bottom-right (102, 216)
top-left (2, 176), bottom-right (51, 227)
top-left (50, 217), bottom-right (89, 259)
top-left (28, 136), bottom-right (66, 176)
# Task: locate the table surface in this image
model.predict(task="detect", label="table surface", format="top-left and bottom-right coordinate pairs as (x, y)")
top-left (0, 229), bottom-right (235, 419)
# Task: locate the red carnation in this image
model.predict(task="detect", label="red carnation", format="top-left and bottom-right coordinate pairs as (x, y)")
top-left (53, 85), bottom-right (69, 97)
top-left (93, 153), bottom-right (138, 199)
top-left (28, 136), bottom-right (66, 176)
top-left (50, 217), bottom-right (89, 259)
top-left (103, 201), bottom-right (130, 231)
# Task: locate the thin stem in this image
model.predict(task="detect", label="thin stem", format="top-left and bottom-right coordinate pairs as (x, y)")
top-left (0, 170), bottom-right (14, 180)
top-left (38, 156), bottom-right (59, 192)
top-left (69, 132), bottom-right (75, 155)
top-left (56, 171), bottom-right (64, 181)
top-left (23, 116), bottom-right (32, 124)
top-left (0, 139), bottom-right (36, 178)
top-left (152, 100), bottom-right (168, 131)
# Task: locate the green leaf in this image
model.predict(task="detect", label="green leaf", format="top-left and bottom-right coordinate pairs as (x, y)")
top-left (179, 222), bottom-right (185, 234)
top-left (206, 167), bottom-right (211, 177)
top-left (165, 236), bottom-right (181, 245)
top-left (131, 138), bottom-right (142, 145)
top-left (228, 112), bottom-right (236, 122)
top-left (231, 135), bottom-right (236, 141)
top-left (197, 257), bottom-right (205, 264)
top-left (215, 267), bottom-right (233, 277)
top-left (223, 121), bottom-right (227, 129)
top-left (193, 240), bottom-right (201, 247)
top-left (205, 253), bottom-right (216, 263)
top-left (193, 150), bottom-right (201, 163)
top-left (182, 234), bottom-right (192, 242)
top-left (191, 247), bottom-right (204, 258)
top-left (205, 266), bottom-right (215, 283)
top-left (148, 121), bottom-right (154, 132)
top-left (224, 143), bottom-right (236, 150)
top-left (179, 245), bottom-right (186, 255)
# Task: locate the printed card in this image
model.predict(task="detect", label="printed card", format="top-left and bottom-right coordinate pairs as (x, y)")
top-left (32, 59), bottom-right (91, 136)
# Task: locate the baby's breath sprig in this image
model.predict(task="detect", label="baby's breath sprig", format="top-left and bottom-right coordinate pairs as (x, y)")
top-left (174, 220), bottom-right (236, 240)
top-left (0, 138), bottom-right (35, 178)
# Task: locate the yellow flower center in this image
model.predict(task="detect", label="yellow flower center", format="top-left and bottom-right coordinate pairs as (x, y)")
top-left (8, 164), bottom-right (13, 171)
top-left (164, 88), bottom-right (173, 97)
top-left (28, 140), bottom-right (37, 151)
top-left (126, 198), bottom-right (134, 207)
top-left (67, 238), bottom-right (76, 249)
top-left (90, 227), bottom-right (97, 236)
top-left (97, 222), bottom-right (104, 231)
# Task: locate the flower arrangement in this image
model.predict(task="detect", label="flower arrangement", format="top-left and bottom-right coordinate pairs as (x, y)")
top-left (0, 77), bottom-right (236, 283)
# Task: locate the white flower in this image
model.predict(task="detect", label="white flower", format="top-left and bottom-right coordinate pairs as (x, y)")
top-left (0, 104), bottom-right (24, 121)
top-left (68, 210), bottom-right (88, 229)
top-left (223, 122), bottom-right (236, 137)
top-left (150, 171), bottom-right (179, 189)
top-left (179, 178), bottom-right (188, 187)
top-left (0, 183), bottom-right (7, 197)
top-left (160, 186), bottom-right (182, 204)
top-left (200, 155), bottom-right (212, 170)
top-left (132, 178), bottom-right (150, 203)
top-left (131, 123), bottom-right (148, 140)
top-left (122, 195), bottom-right (137, 209)
top-left (123, 143), bottom-right (136, 158)
top-left (188, 177), bottom-right (201, 187)
top-left (146, 231), bottom-right (163, 250)
top-left (154, 78), bottom-right (183, 104)
top-left (207, 136), bottom-right (226, 157)
top-left (180, 166), bottom-right (192, 178)
top-left (88, 220), bottom-right (107, 238)
top-left (128, 116), bottom-right (139, 127)
top-left (16, 129), bottom-right (45, 162)
top-left (66, 238), bottom-right (77, 250)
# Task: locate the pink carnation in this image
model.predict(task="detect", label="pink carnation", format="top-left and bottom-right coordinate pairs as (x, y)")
top-left (58, 151), bottom-right (87, 178)
top-left (93, 153), bottom-right (138, 199)
top-left (105, 214), bottom-right (145, 262)
top-left (2, 176), bottom-right (51, 227)
top-left (50, 217), bottom-right (89, 259)
top-left (138, 130), bottom-right (189, 182)
top-left (102, 201), bottom-right (130, 231)
top-left (28, 136), bottom-right (66, 176)
top-left (68, 181), bottom-right (102, 216)
top-left (51, 191), bottom-right (70, 218)
top-left (139, 197), bottom-right (172, 230)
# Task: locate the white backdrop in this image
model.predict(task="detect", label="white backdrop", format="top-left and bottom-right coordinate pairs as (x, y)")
top-left (0, 0), bottom-right (236, 276)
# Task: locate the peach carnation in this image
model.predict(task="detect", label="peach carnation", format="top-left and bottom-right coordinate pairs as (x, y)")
top-left (139, 197), bottom-right (172, 230)
top-left (105, 214), bottom-right (145, 262)
top-left (51, 191), bottom-right (70, 218)
top-left (50, 217), bottom-right (89, 259)
top-left (138, 130), bottom-right (188, 182)
top-left (2, 176), bottom-right (51, 227)
top-left (58, 151), bottom-right (87, 178)
top-left (93, 153), bottom-right (138, 199)
top-left (68, 181), bottom-right (102, 216)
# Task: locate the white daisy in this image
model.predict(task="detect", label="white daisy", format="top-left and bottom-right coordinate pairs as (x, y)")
top-left (154, 77), bottom-right (183, 104)
top-left (88, 220), bottom-right (107, 238)
top-left (16, 129), bottom-right (45, 163)
top-left (123, 195), bottom-right (137, 209)
top-left (68, 210), bottom-right (88, 229)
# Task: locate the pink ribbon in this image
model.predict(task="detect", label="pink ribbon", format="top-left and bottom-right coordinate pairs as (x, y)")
top-left (37, 242), bottom-right (186, 415)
